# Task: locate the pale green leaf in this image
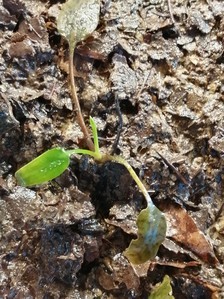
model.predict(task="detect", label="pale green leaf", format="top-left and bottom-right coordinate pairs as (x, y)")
top-left (124, 204), bottom-right (166, 264)
top-left (148, 275), bottom-right (174, 299)
top-left (57, 0), bottom-right (100, 48)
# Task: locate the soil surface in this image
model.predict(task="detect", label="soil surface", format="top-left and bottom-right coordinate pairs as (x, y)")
top-left (0, 0), bottom-right (224, 298)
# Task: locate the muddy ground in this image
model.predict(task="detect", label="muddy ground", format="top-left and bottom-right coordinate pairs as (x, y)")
top-left (0, 0), bottom-right (224, 298)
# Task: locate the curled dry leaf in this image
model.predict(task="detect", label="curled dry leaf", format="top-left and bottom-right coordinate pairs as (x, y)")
top-left (165, 203), bottom-right (219, 265)
top-left (57, 0), bottom-right (100, 48)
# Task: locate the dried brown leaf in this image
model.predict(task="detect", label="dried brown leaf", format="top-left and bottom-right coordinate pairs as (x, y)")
top-left (165, 203), bottom-right (219, 265)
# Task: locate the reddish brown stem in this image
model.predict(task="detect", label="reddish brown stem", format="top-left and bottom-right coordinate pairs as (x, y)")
top-left (69, 46), bottom-right (94, 151)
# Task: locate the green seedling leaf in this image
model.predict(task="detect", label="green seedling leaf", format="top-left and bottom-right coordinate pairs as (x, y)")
top-left (148, 275), bottom-right (174, 299)
top-left (89, 116), bottom-right (102, 160)
top-left (66, 117), bottom-right (102, 161)
top-left (15, 148), bottom-right (70, 187)
top-left (124, 204), bottom-right (167, 264)
top-left (57, 0), bottom-right (100, 48)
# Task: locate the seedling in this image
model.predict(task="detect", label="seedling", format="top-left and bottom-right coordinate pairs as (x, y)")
top-left (15, 0), bottom-right (167, 264)
top-left (15, 117), bottom-right (167, 264)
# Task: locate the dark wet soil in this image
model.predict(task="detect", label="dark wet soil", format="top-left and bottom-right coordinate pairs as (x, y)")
top-left (0, 0), bottom-right (224, 298)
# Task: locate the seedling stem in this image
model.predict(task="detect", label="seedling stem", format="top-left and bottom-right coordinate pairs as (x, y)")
top-left (68, 40), bottom-right (94, 151)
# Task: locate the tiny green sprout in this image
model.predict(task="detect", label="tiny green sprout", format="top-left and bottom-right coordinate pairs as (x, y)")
top-left (66, 116), bottom-right (102, 161)
top-left (148, 275), bottom-right (174, 299)
top-left (15, 148), bottom-right (70, 187)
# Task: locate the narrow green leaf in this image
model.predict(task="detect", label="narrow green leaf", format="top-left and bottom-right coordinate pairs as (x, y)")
top-left (89, 116), bottom-right (102, 160)
top-left (15, 148), bottom-right (70, 187)
top-left (148, 275), bottom-right (174, 299)
top-left (124, 204), bottom-right (167, 264)
top-left (57, 0), bottom-right (100, 48)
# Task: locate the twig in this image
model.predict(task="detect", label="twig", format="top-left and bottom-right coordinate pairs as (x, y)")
top-left (48, 80), bottom-right (57, 100)
top-left (167, 0), bottom-right (175, 24)
top-left (215, 202), bottom-right (224, 222)
top-left (69, 46), bottom-right (94, 151)
top-left (28, 23), bottom-right (42, 39)
top-left (1, 93), bottom-right (19, 125)
top-left (111, 94), bottom-right (123, 154)
top-left (135, 70), bottom-right (151, 99)
top-left (156, 152), bottom-right (190, 186)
